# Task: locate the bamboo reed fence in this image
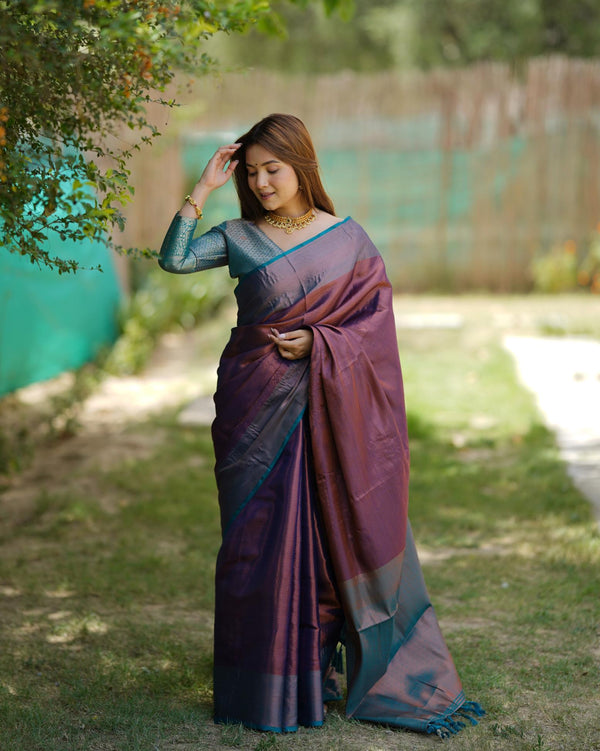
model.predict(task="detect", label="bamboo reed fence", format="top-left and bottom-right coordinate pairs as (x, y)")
top-left (124, 57), bottom-right (600, 291)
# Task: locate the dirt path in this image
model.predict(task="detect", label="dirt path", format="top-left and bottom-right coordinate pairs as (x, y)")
top-left (0, 327), bottom-right (219, 527)
top-left (504, 335), bottom-right (600, 525)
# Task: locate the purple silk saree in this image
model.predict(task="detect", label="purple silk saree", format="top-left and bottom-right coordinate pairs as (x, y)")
top-left (210, 217), bottom-right (483, 736)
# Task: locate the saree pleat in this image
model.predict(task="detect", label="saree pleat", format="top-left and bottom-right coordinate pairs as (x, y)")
top-left (211, 218), bottom-right (482, 735)
top-left (214, 414), bottom-right (340, 730)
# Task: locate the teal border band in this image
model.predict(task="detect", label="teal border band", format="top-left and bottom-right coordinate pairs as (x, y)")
top-left (223, 406), bottom-right (307, 536)
top-left (244, 216), bottom-right (352, 279)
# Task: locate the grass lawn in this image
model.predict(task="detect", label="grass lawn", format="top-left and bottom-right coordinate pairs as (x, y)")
top-left (0, 295), bottom-right (599, 751)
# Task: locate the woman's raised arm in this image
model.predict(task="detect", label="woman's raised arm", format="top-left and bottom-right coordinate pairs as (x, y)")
top-left (178, 143), bottom-right (241, 219)
top-left (158, 144), bottom-right (241, 274)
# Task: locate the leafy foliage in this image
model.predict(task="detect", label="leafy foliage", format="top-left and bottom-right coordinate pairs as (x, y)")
top-left (104, 265), bottom-right (232, 374)
top-left (404, 0), bottom-right (600, 68)
top-left (0, 0), bottom-right (348, 273)
top-left (219, 0), bottom-right (600, 74)
top-left (531, 231), bottom-right (600, 293)
top-left (214, 0), bottom-right (400, 73)
top-left (531, 241), bottom-right (579, 293)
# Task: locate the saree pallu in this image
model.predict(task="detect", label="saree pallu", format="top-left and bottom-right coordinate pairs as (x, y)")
top-left (212, 218), bottom-right (483, 736)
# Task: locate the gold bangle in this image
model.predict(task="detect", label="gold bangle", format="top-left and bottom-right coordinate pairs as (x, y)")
top-left (184, 194), bottom-right (203, 220)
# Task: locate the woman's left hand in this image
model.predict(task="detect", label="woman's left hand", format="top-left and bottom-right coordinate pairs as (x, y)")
top-left (269, 328), bottom-right (314, 360)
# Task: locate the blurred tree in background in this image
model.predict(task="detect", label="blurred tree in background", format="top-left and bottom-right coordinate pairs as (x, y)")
top-left (212, 0), bottom-right (410, 72)
top-left (409, 0), bottom-right (600, 67)
top-left (0, 0), bottom-right (350, 273)
top-left (216, 0), bottom-right (600, 72)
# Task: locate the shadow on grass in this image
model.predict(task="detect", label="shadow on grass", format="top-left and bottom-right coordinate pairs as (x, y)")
top-left (0, 405), bottom-right (598, 750)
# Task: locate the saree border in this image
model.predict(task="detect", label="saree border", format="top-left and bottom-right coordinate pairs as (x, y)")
top-left (239, 216), bottom-right (352, 281)
top-left (222, 405), bottom-right (307, 537)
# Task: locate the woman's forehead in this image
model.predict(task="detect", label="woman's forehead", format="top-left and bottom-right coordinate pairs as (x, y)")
top-left (245, 143), bottom-right (281, 166)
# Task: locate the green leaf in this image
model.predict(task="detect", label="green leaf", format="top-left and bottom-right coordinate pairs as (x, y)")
top-left (0, 0), bottom-right (352, 273)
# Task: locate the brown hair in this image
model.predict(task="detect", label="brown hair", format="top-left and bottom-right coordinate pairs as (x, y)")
top-left (233, 113), bottom-right (335, 220)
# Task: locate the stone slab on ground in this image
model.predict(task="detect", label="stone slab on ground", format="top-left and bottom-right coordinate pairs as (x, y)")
top-left (504, 335), bottom-right (600, 526)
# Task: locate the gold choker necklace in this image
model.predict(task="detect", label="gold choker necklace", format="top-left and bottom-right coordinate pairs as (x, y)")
top-left (264, 208), bottom-right (316, 234)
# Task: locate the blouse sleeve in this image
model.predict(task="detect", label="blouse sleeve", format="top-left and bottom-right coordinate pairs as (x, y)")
top-left (158, 214), bottom-right (228, 274)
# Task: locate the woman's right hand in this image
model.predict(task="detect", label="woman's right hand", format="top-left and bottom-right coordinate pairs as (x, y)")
top-left (197, 143), bottom-right (241, 192)
top-left (179, 143), bottom-right (241, 219)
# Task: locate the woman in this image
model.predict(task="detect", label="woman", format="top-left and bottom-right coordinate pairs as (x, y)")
top-left (158, 114), bottom-right (483, 737)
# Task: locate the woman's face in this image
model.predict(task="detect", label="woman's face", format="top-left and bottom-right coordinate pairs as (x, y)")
top-left (245, 143), bottom-right (307, 217)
